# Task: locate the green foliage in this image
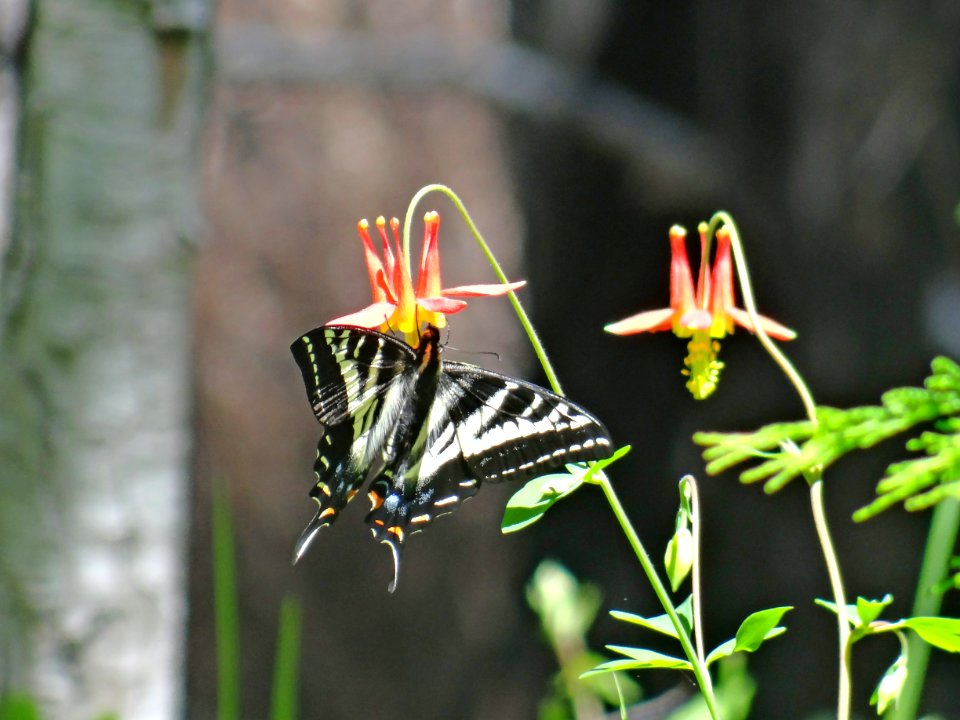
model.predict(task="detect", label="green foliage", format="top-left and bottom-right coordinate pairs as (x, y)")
top-left (609, 595), bottom-right (694, 640)
top-left (502, 446), bottom-right (631, 533)
top-left (694, 357), bottom-right (960, 518)
top-left (213, 485), bottom-right (241, 720)
top-left (665, 656), bottom-right (756, 720)
top-left (586, 605), bottom-right (791, 677)
top-left (270, 597), bottom-right (303, 720)
top-left (526, 561), bottom-right (641, 719)
top-left (0, 695), bottom-right (42, 720)
top-left (817, 595), bottom-right (960, 714)
top-left (213, 485), bottom-right (303, 720)
top-left (705, 606), bottom-right (792, 665)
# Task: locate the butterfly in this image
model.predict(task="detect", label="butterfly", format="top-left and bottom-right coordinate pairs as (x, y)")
top-left (290, 324), bottom-right (613, 591)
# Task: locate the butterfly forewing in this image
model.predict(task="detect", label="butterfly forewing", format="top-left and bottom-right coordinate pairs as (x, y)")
top-left (291, 325), bottom-right (415, 426)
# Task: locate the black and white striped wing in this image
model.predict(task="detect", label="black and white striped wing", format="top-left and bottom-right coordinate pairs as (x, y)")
top-left (291, 325), bottom-right (416, 427)
top-left (290, 326), bottom-right (417, 560)
top-left (440, 363), bottom-right (613, 484)
top-left (365, 364), bottom-right (613, 546)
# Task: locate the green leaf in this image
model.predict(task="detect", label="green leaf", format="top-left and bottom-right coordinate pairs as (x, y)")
top-left (705, 639), bottom-right (737, 665)
top-left (857, 594), bottom-right (894, 626)
top-left (733, 606), bottom-right (792, 651)
top-left (706, 607), bottom-right (792, 665)
top-left (903, 616), bottom-right (960, 652)
top-left (610, 595), bottom-right (693, 640)
top-left (582, 647), bottom-right (692, 675)
top-left (501, 472), bottom-right (583, 533)
top-left (269, 596), bottom-right (302, 720)
top-left (579, 444), bottom-right (632, 483)
top-left (577, 651), bottom-right (643, 707)
top-left (816, 598), bottom-right (862, 626)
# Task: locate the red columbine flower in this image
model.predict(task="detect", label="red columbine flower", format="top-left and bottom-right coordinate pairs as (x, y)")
top-left (329, 211), bottom-right (525, 346)
top-left (605, 223), bottom-right (795, 399)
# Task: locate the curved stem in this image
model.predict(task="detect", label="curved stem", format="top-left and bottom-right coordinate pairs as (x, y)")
top-left (705, 213), bottom-right (816, 421)
top-left (810, 478), bottom-right (852, 717)
top-left (710, 212), bottom-right (850, 720)
top-left (402, 184), bottom-right (565, 394)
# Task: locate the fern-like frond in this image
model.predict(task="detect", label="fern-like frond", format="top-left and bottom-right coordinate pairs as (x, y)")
top-left (693, 357), bottom-right (960, 519)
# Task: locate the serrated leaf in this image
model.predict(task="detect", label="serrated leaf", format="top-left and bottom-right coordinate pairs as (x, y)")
top-left (903, 617), bottom-right (960, 652)
top-left (870, 653), bottom-right (907, 715)
top-left (501, 472), bottom-right (583, 533)
top-left (857, 594), bottom-right (893, 626)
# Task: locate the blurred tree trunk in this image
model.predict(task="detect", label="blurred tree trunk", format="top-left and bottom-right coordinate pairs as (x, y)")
top-left (0, 1), bottom-right (208, 718)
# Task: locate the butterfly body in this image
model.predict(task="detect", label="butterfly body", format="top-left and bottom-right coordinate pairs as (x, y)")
top-left (291, 324), bottom-right (612, 590)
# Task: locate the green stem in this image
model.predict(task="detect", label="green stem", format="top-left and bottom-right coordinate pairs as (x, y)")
top-left (269, 596), bottom-right (303, 720)
top-left (710, 212), bottom-right (850, 720)
top-left (687, 476), bottom-right (709, 670)
top-left (597, 473), bottom-right (719, 719)
top-left (810, 478), bottom-right (852, 717)
top-left (888, 498), bottom-right (960, 720)
top-left (212, 484), bottom-right (240, 720)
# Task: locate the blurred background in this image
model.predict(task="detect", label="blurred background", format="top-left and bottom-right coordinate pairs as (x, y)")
top-left (1, 0), bottom-right (958, 718)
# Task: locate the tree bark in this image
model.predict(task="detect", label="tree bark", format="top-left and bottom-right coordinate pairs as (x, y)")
top-left (0, 1), bottom-right (208, 718)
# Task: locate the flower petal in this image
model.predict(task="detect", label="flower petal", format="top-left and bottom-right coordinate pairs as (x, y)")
top-left (327, 301), bottom-right (398, 328)
top-left (669, 226), bottom-right (697, 314)
top-left (417, 211), bottom-right (443, 299)
top-left (357, 219), bottom-right (388, 302)
top-left (418, 296), bottom-right (469, 314)
top-left (442, 280), bottom-right (526, 297)
top-left (604, 308), bottom-right (675, 335)
top-left (725, 307), bottom-right (797, 341)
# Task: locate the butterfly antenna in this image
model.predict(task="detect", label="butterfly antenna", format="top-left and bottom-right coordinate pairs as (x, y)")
top-left (446, 347), bottom-right (501, 362)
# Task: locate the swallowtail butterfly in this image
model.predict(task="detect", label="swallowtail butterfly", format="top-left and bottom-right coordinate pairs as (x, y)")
top-left (291, 324), bottom-right (613, 590)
